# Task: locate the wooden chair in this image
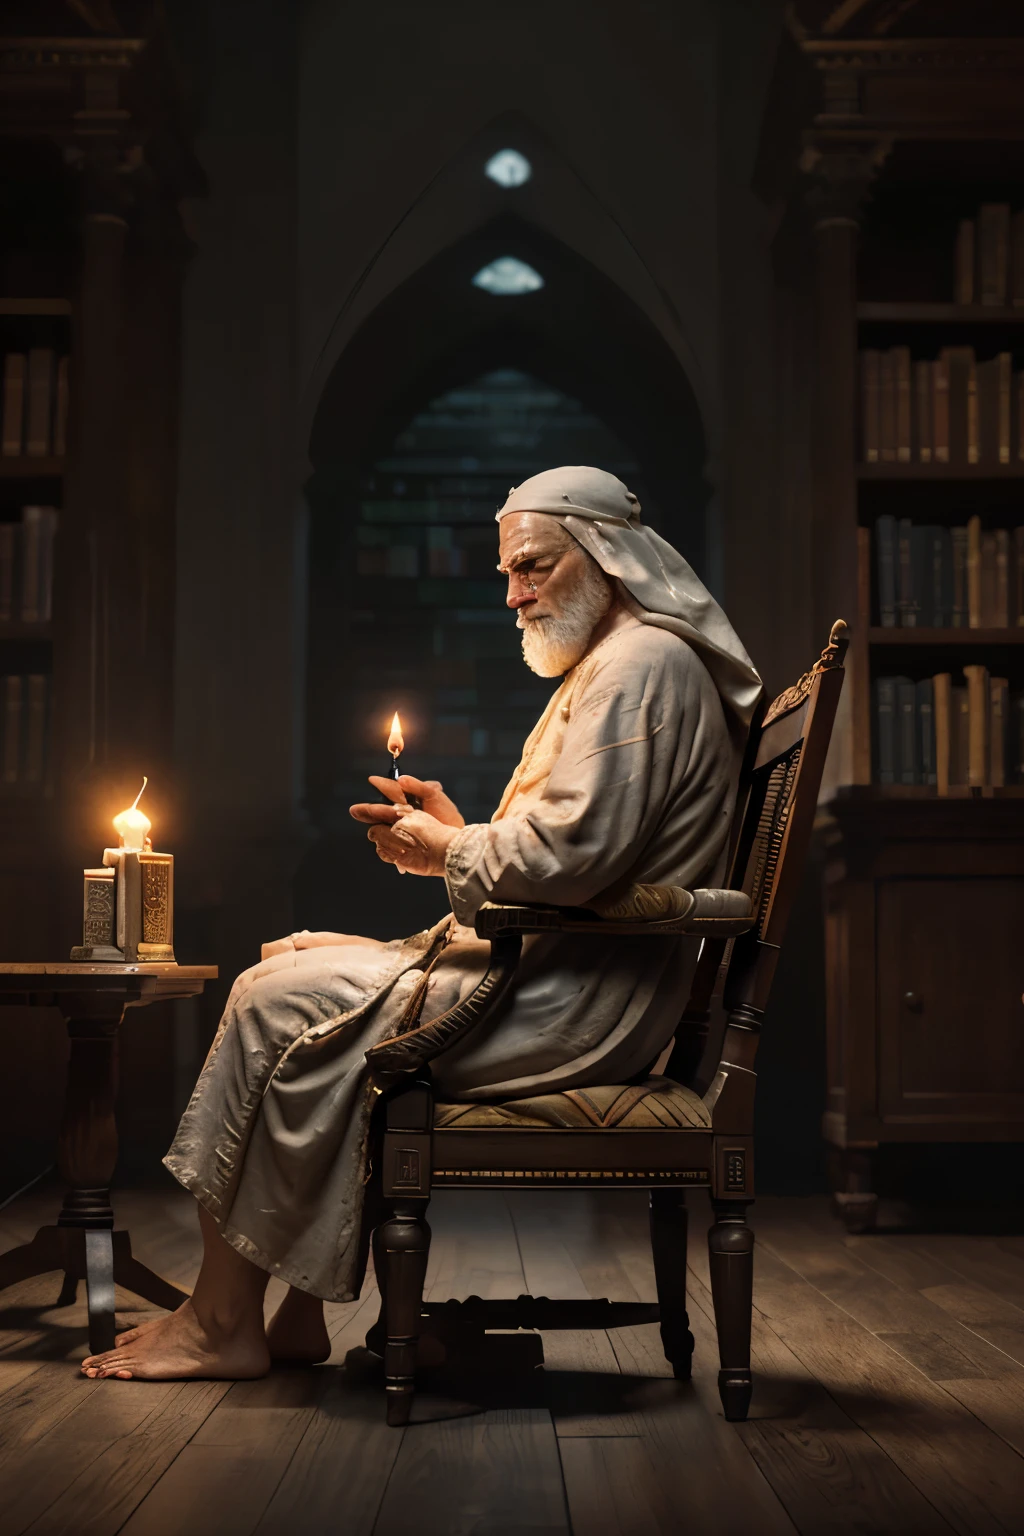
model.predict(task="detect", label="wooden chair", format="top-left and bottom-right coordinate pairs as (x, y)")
top-left (365, 620), bottom-right (848, 1426)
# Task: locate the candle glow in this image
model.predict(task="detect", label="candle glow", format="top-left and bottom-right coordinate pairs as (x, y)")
top-left (112, 777), bottom-right (152, 851)
top-left (387, 712), bottom-right (404, 759)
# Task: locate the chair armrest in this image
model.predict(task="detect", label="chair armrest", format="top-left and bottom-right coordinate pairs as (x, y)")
top-left (473, 886), bottom-right (754, 940)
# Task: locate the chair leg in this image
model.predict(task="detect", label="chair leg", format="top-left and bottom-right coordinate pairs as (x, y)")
top-left (707, 1198), bottom-right (754, 1422)
top-left (379, 1200), bottom-right (431, 1427)
top-left (649, 1188), bottom-right (693, 1379)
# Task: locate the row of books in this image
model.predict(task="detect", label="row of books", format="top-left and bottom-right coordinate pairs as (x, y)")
top-left (953, 203), bottom-right (1024, 307)
top-left (875, 515), bottom-right (1024, 628)
top-left (874, 670), bottom-right (1023, 790)
top-left (0, 507), bottom-right (59, 623)
top-left (355, 545), bottom-right (469, 578)
top-left (1, 351), bottom-right (68, 459)
top-left (861, 348), bottom-right (1023, 466)
top-left (1, 673), bottom-right (49, 786)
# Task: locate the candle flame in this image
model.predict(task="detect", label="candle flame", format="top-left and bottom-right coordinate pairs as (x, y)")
top-left (113, 777), bottom-right (152, 851)
top-left (387, 712), bottom-right (404, 758)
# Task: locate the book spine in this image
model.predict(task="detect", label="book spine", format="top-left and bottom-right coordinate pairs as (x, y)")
top-left (934, 672), bottom-right (952, 795)
top-left (955, 217), bottom-right (975, 305)
top-left (874, 678), bottom-right (897, 785)
top-left (994, 528), bottom-right (1010, 628)
top-left (0, 524), bottom-right (15, 624)
top-left (980, 531), bottom-right (997, 627)
top-left (53, 357), bottom-right (69, 458)
top-left (933, 356), bottom-right (950, 463)
top-left (963, 663), bottom-right (990, 786)
top-left (25, 349), bottom-right (53, 458)
top-left (967, 514), bottom-right (982, 628)
top-left (894, 346), bottom-right (911, 462)
top-left (952, 685), bottom-right (970, 787)
top-left (998, 351), bottom-right (1012, 463)
top-left (951, 526), bottom-right (968, 626)
top-left (2, 675), bottom-right (22, 783)
top-left (19, 507), bottom-right (42, 623)
top-left (1014, 693), bottom-right (1024, 783)
top-left (914, 359), bottom-right (932, 462)
top-left (897, 517), bottom-right (915, 626)
top-left (976, 357), bottom-right (998, 465)
top-left (917, 678), bottom-right (936, 787)
top-left (897, 678), bottom-right (918, 784)
top-left (1013, 210), bottom-right (1024, 308)
top-left (861, 350), bottom-right (880, 462)
top-left (967, 352), bottom-right (979, 464)
top-left (880, 350), bottom-right (896, 462)
top-left (876, 515), bottom-right (898, 626)
top-left (1015, 526), bottom-right (1024, 625)
top-left (929, 526), bottom-right (951, 627)
top-left (990, 677), bottom-right (1008, 788)
top-left (979, 203), bottom-right (1010, 305)
top-left (23, 674), bottom-right (47, 783)
top-left (944, 347), bottom-right (972, 466)
top-left (1, 355), bottom-right (25, 457)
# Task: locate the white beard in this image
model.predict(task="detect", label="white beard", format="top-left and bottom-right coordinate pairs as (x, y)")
top-left (519, 557), bottom-right (613, 677)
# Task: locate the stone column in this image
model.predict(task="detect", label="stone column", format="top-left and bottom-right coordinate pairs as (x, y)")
top-left (55, 149), bottom-right (137, 869)
top-left (803, 142), bottom-right (888, 790)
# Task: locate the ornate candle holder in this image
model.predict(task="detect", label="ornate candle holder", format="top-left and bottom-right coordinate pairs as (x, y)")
top-left (71, 780), bottom-right (175, 964)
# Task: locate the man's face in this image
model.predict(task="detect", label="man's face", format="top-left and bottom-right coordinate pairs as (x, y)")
top-left (498, 512), bottom-right (586, 622)
top-left (497, 511), bottom-right (612, 677)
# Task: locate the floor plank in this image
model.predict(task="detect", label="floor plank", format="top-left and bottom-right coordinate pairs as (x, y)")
top-left (755, 1205), bottom-right (1024, 1457)
top-left (372, 1406), bottom-right (570, 1536)
top-left (716, 1230), bottom-right (1024, 1535)
top-left (3, 1185), bottom-right (1024, 1536)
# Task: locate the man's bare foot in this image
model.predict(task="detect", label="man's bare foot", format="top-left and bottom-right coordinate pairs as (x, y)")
top-left (112, 1316), bottom-right (161, 1349)
top-left (265, 1287), bottom-right (331, 1364)
top-left (81, 1299), bottom-right (270, 1381)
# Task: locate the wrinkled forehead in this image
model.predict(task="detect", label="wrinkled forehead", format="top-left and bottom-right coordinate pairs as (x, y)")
top-left (497, 511), bottom-right (577, 571)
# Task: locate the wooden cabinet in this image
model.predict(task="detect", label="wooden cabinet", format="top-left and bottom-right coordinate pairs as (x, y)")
top-left (821, 795), bottom-right (1024, 1228)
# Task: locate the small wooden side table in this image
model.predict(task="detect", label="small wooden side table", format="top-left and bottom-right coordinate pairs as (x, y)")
top-left (0, 962), bottom-right (217, 1354)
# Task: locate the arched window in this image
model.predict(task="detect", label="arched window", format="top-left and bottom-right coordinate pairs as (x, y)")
top-left (472, 257), bottom-right (544, 295)
top-left (484, 148), bottom-right (532, 187)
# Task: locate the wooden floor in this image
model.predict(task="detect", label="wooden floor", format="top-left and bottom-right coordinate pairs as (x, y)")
top-left (2, 1181), bottom-right (1024, 1536)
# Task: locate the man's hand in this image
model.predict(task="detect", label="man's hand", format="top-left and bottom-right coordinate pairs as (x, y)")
top-left (366, 805), bottom-right (460, 877)
top-left (349, 775), bottom-right (464, 828)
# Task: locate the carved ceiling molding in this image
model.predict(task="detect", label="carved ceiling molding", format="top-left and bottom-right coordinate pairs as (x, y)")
top-left (0, 29), bottom-right (204, 206)
top-left (799, 140), bottom-right (891, 225)
top-left (0, 37), bottom-right (143, 71)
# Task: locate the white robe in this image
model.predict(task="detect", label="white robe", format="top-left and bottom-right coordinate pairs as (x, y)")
top-left (164, 620), bottom-right (736, 1300)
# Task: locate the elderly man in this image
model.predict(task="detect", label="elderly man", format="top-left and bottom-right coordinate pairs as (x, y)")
top-left (81, 466), bottom-right (761, 1382)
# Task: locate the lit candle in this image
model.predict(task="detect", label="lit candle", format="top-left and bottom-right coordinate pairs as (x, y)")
top-left (385, 712), bottom-right (420, 808)
top-left (387, 712), bottom-right (404, 781)
top-left (112, 777), bottom-right (152, 851)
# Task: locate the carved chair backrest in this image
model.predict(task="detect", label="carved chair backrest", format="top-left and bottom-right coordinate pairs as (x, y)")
top-left (668, 621), bottom-right (848, 1087)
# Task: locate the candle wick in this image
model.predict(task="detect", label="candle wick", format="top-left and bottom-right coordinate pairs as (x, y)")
top-left (130, 776), bottom-right (148, 812)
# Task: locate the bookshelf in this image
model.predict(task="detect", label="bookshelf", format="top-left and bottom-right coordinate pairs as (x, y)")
top-left (763, 10), bottom-right (1024, 1229)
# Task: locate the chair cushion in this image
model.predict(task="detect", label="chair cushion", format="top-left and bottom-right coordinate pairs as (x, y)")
top-left (434, 1076), bottom-right (710, 1131)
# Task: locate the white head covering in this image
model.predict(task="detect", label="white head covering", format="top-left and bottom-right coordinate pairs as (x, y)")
top-left (497, 465), bottom-right (763, 752)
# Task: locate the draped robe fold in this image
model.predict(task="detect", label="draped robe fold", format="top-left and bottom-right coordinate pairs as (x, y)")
top-left (164, 620), bottom-right (737, 1301)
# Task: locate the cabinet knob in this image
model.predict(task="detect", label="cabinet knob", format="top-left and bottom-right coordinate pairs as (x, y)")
top-left (902, 991), bottom-right (923, 1013)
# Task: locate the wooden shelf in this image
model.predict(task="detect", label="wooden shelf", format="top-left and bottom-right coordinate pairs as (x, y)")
top-left (857, 303), bottom-right (1024, 324)
top-left (0, 622), bottom-right (52, 641)
top-left (0, 456), bottom-right (64, 480)
top-left (869, 627), bottom-right (1024, 645)
top-left (0, 298), bottom-right (71, 317)
top-left (858, 462), bottom-right (1024, 480)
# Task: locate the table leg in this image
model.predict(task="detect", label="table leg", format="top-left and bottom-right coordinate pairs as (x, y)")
top-left (0, 997), bottom-right (188, 1352)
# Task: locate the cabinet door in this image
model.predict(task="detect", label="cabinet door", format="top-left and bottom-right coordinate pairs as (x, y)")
top-left (877, 878), bottom-right (1024, 1128)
